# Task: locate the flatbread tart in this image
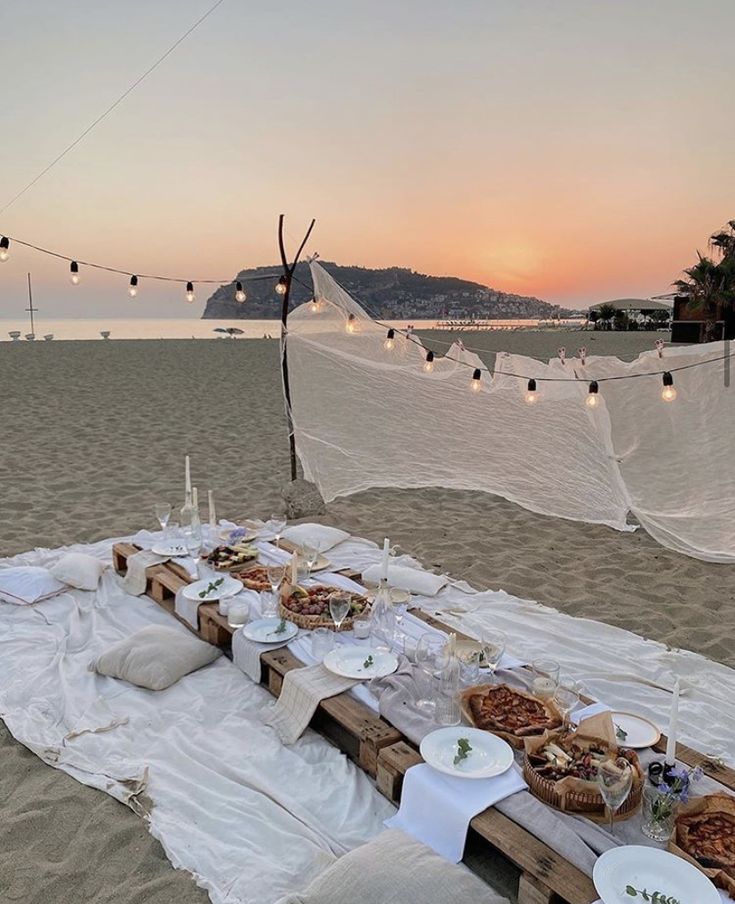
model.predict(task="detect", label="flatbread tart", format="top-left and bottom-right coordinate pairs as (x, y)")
top-left (463, 684), bottom-right (562, 740)
top-left (235, 565), bottom-right (271, 591)
top-left (677, 806), bottom-right (735, 871)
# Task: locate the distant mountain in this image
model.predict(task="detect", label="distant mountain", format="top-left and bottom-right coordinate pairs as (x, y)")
top-left (201, 261), bottom-right (570, 320)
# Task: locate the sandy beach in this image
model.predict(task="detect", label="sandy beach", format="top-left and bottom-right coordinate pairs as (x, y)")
top-left (2, 330), bottom-right (733, 903)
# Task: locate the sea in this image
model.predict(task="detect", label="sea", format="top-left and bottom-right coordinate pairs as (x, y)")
top-left (0, 317), bottom-right (570, 341)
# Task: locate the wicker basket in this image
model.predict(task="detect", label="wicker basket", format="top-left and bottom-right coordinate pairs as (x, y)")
top-left (278, 582), bottom-right (370, 633)
top-left (460, 683), bottom-right (563, 750)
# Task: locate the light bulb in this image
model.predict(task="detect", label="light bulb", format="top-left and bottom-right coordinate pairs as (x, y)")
top-left (70, 261), bottom-right (80, 285)
top-left (275, 276), bottom-right (287, 295)
top-left (185, 281), bottom-right (195, 303)
top-left (234, 281), bottom-right (246, 303)
top-left (310, 298), bottom-right (319, 312)
top-left (525, 378), bottom-right (539, 405)
top-left (661, 371), bottom-right (677, 402)
top-left (128, 275), bottom-right (138, 298)
top-left (471, 368), bottom-right (482, 392)
top-left (423, 350), bottom-right (435, 372)
top-left (0, 237), bottom-right (9, 262)
top-left (384, 328), bottom-right (395, 350)
top-left (346, 314), bottom-right (357, 333)
top-left (585, 380), bottom-right (600, 408)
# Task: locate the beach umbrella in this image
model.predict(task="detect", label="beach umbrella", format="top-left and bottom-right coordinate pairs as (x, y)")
top-left (213, 327), bottom-right (244, 338)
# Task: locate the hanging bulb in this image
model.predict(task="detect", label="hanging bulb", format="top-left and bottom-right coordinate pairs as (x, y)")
top-left (661, 371), bottom-right (677, 402)
top-left (525, 378), bottom-right (539, 405)
top-left (185, 281), bottom-right (195, 303)
top-left (234, 281), bottom-right (246, 303)
top-left (423, 350), bottom-right (435, 373)
top-left (70, 261), bottom-right (80, 285)
top-left (128, 275), bottom-right (138, 298)
top-left (345, 313), bottom-right (357, 333)
top-left (275, 276), bottom-right (287, 295)
top-left (0, 236), bottom-right (9, 262)
top-left (471, 368), bottom-right (482, 392)
top-left (384, 328), bottom-right (396, 350)
top-left (585, 380), bottom-right (600, 408)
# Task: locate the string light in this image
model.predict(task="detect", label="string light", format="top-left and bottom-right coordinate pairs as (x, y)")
top-left (423, 350), bottom-right (435, 373)
top-left (384, 328), bottom-right (395, 350)
top-left (275, 276), bottom-right (287, 295)
top-left (234, 281), bottom-right (246, 303)
top-left (128, 275), bottom-right (138, 298)
top-left (310, 298), bottom-right (319, 312)
top-left (185, 281), bottom-right (195, 303)
top-left (586, 380), bottom-right (600, 408)
top-left (525, 378), bottom-right (539, 405)
top-left (661, 372), bottom-right (677, 402)
top-left (0, 236), bottom-right (9, 262)
top-left (69, 260), bottom-right (80, 285)
top-left (471, 368), bottom-right (482, 392)
top-left (345, 313), bottom-right (357, 333)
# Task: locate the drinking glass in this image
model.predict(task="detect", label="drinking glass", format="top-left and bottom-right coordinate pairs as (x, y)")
top-left (302, 543), bottom-right (319, 579)
top-left (554, 680), bottom-right (582, 732)
top-left (270, 513), bottom-right (287, 547)
top-left (531, 658), bottom-right (560, 698)
top-left (155, 502), bottom-right (171, 535)
top-left (352, 613), bottom-right (371, 640)
top-left (414, 633), bottom-right (448, 713)
top-left (228, 598), bottom-right (250, 628)
top-left (435, 657), bottom-right (461, 726)
top-left (596, 758), bottom-right (633, 835)
top-left (311, 627), bottom-right (334, 661)
top-left (391, 591), bottom-right (410, 642)
top-left (262, 591), bottom-right (279, 618)
top-left (329, 591), bottom-right (351, 632)
top-left (267, 563), bottom-right (286, 595)
top-left (479, 629), bottom-right (507, 681)
top-left (185, 528), bottom-right (202, 560)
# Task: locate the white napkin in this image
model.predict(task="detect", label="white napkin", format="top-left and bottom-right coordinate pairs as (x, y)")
top-left (386, 762), bottom-right (527, 862)
top-left (232, 625), bottom-right (292, 683)
top-left (362, 563), bottom-right (447, 597)
top-left (570, 702), bottom-right (611, 725)
top-left (129, 530), bottom-right (198, 577)
top-left (264, 664), bottom-right (358, 744)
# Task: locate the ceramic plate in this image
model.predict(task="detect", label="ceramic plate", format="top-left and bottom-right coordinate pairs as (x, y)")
top-left (323, 646), bottom-right (398, 680)
top-left (421, 727), bottom-right (515, 779)
top-left (307, 554), bottom-right (332, 572)
top-left (182, 575), bottom-right (243, 602)
top-left (593, 846), bottom-right (720, 904)
top-left (366, 588), bottom-right (411, 605)
top-left (218, 526), bottom-right (258, 542)
top-left (151, 542), bottom-right (189, 557)
top-left (610, 712), bottom-right (661, 749)
top-left (241, 617), bottom-right (299, 643)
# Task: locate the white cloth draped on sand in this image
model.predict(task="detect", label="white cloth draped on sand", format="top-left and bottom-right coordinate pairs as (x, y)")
top-left (285, 262), bottom-right (735, 563)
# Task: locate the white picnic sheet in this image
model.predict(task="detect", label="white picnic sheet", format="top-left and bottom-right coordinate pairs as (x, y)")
top-left (2, 526), bottom-right (735, 904)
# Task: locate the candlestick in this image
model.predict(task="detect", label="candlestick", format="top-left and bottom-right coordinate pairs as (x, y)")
top-left (380, 538), bottom-right (390, 582)
top-left (208, 490), bottom-right (216, 528)
top-left (290, 552), bottom-right (298, 586)
top-left (665, 678), bottom-right (680, 766)
top-left (185, 455), bottom-right (191, 495)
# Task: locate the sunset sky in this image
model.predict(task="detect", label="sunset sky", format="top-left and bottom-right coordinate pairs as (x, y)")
top-left (1, 0), bottom-right (733, 318)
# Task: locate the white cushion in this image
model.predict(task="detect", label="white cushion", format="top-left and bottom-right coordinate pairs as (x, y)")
top-left (0, 566), bottom-right (67, 606)
top-left (274, 828), bottom-right (507, 904)
top-left (361, 563), bottom-right (447, 597)
top-left (90, 625), bottom-right (221, 690)
top-left (49, 553), bottom-right (106, 591)
top-left (281, 523), bottom-right (350, 552)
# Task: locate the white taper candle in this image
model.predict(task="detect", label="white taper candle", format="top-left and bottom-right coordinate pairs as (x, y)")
top-left (208, 490), bottom-right (216, 527)
top-left (380, 538), bottom-right (390, 582)
top-left (192, 486), bottom-right (198, 509)
top-left (665, 678), bottom-right (680, 766)
top-left (185, 455), bottom-right (191, 495)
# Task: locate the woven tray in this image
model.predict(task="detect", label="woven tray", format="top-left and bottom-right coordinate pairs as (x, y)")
top-left (278, 582), bottom-right (370, 633)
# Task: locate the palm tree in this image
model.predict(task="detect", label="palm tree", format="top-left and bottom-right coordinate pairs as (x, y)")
top-left (674, 221), bottom-right (735, 340)
top-left (597, 303), bottom-right (617, 331)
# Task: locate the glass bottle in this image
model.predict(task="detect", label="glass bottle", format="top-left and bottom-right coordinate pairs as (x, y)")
top-left (369, 578), bottom-right (396, 651)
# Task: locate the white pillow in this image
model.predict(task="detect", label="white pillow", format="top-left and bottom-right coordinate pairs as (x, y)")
top-left (281, 523), bottom-right (350, 552)
top-left (361, 564), bottom-right (447, 597)
top-left (0, 566), bottom-right (67, 606)
top-left (49, 553), bottom-right (107, 591)
top-left (90, 625), bottom-right (221, 690)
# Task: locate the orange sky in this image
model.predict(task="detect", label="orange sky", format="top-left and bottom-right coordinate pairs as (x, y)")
top-left (1, 0), bottom-right (733, 317)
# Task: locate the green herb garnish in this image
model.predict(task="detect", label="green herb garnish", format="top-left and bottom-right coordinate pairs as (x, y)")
top-left (363, 654), bottom-right (374, 669)
top-left (199, 577), bottom-right (225, 599)
top-left (625, 887), bottom-right (680, 903)
top-left (274, 618), bottom-right (288, 635)
top-left (453, 738), bottom-right (472, 766)
top-left (616, 723), bottom-right (628, 742)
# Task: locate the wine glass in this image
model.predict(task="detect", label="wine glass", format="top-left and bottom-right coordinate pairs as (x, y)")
top-left (302, 543), bottom-right (319, 579)
top-left (329, 591), bottom-right (351, 633)
top-left (266, 563), bottom-right (286, 617)
top-left (554, 680), bottom-right (582, 733)
top-left (155, 502), bottom-right (171, 536)
top-left (414, 633), bottom-right (448, 713)
top-left (479, 629), bottom-right (507, 682)
top-left (270, 513), bottom-right (287, 547)
top-left (596, 757), bottom-right (633, 835)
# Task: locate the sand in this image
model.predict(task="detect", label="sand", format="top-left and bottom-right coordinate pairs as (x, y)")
top-left (1, 330), bottom-right (733, 903)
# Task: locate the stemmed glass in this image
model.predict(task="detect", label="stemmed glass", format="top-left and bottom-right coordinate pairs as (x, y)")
top-left (302, 543), bottom-right (319, 580)
top-left (329, 591), bottom-right (351, 633)
top-left (155, 502), bottom-right (171, 536)
top-left (554, 680), bottom-right (582, 734)
top-left (270, 513), bottom-right (287, 547)
top-left (266, 563), bottom-right (286, 618)
top-left (414, 633), bottom-right (449, 714)
top-left (479, 629), bottom-right (507, 682)
top-left (596, 758), bottom-right (633, 835)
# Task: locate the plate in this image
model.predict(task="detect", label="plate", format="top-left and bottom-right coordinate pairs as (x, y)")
top-left (420, 727), bottom-right (515, 779)
top-left (241, 617), bottom-right (299, 643)
top-left (593, 846), bottom-right (720, 904)
top-left (182, 575), bottom-right (243, 602)
top-left (152, 542), bottom-right (189, 557)
top-left (366, 588), bottom-right (411, 605)
top-left (307, 554), bottom-right (331, 572)
top-left (455, 638), bottom-right (488, 667)
top-left (218, 526), bottom-right (258, 542)
top-left (610, 712), bottom-right (660, 749)
top-left (323, 646), bottom-right (398, 680)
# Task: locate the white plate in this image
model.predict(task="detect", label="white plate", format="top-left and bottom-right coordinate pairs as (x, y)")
top-left (152, 542), bottom-right (189, 557)
top-left (241, 617), bottom-right (299, 643)
top-left (593, 846), bottom-right (720, 904)
top-left (420, 727), bottom-right (515, 779)
top-left (610, 712), bottom-right (661, 749)
top-left (323, 646), bottom-right (398, 680)
top-left (218, 526), bottom-right (258, 542)
top-left (182, 575), bottom-right (243, 602)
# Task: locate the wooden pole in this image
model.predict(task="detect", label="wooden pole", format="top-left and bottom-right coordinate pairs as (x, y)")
top-left (277, 215), bottom-right (316, 482)
top-left (26, 272), bottom-right (38, 337)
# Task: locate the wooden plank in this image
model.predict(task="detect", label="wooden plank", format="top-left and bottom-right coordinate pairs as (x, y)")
top-left (518, 873), bottom-right (556, 904)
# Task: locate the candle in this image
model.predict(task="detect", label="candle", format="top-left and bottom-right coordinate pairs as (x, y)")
top-left (665, 678), bottom-right (680, 765)
top-left (208, 490), bottom-right (216, 528)
top-left (185, 455), bottom-right (191, 495)
top-left (380, 538), bottom-right (390, 582)
top-left (290, 552), bottom-right (298, 586)
top-left (192, 486), bottom-right (198, 510)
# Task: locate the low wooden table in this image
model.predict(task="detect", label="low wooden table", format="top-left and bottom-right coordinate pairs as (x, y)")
top-left (112, 542), bottom-right (735, 904)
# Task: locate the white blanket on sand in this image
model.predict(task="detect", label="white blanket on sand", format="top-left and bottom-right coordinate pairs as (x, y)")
top-left (2, 532), bottom-right (735, 904)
